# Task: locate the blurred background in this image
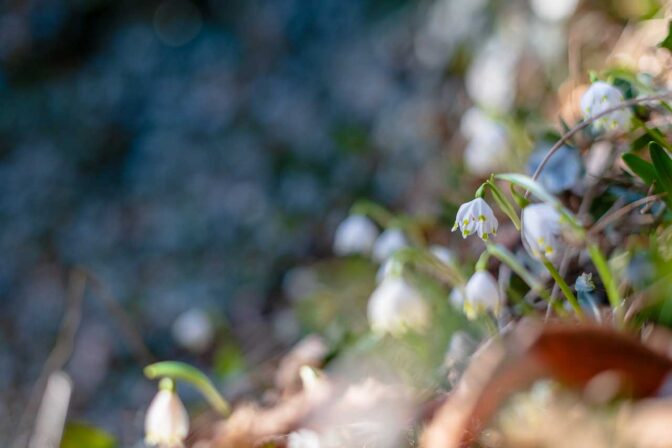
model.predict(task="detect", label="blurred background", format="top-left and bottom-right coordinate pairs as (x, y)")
top-left (0, 0), bottom-right (665, 445)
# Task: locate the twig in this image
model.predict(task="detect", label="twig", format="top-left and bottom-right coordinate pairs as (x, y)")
top-left (10, 269), bottom-right (87, 448)
top-left (527, 91), bottom-right (672, 198)
top-left (589, 194), bottom-right (665, 235)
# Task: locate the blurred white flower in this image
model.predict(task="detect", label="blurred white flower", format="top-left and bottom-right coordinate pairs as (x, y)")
top-left (367, 275), bottom-right (429, 334)
top-left (580, 81), bottom-right (632, 132)
top-left (375, 256), bottom-right (403, 284)
top-left (145, 380), bottom-right (189, 448)
top-left (288, 429), bottom-right (321, 448)
top-left (172, 308), bottom-right (214, 354)
top-left (452, 198), bottom-right (498, 240)
top-left (430, 245), bottom-right (456, 265)
top-left (530, 0), bottom-right (578, 22)
top-left (466, 38), bottom-right (520, 112)
top-left (449, 287), bottom-right (465, 308)
top-left (521, 203), bottom-right (563, 262)
top-left (460, 108), bottom-right (509, 175)
top-left (372, 228), bottom-right (408, 263)
top-left (333, 215), bottom-right (379, 256)
top-left (463, 271), bottom-right (502, 319)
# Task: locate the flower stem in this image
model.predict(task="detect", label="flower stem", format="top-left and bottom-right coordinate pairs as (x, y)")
top-left (485, 243), bottom-right (565, 315)
top-left (485, 178), bottom-right (521, 230)
top-left (541, 258), bottom-right (583, 317)
top-left (393, 247), bottom-right (466, 287)
top-left (587, 243), bottom-right (622, 323)
top-left (350, 200), bottom-right (394, 228)
top-left (144, 361), bottom-right (231, 417)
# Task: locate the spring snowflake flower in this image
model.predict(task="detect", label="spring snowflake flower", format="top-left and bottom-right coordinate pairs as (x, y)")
top-left (145, 379), bottom-right (189, 448)
top-left (521, 203), bottom-right (563, 262)
top-left (333, 215), bottom-right (379, 256)
top-left (372, 228), bottom-right (408, 263)
top-left (452, 198), bottom-right (498, 240)
top-left (580, 81), bottom-right (632, 132)
top-left (463, 271), bottom-right (502, 319)
top-left (367, 275), bottom-right (429, 334)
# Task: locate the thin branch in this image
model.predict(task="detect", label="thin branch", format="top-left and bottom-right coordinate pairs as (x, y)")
top-left (527, 91), bottom-right (672, 198)
top-left (589, 194), bottom-right (665, 235)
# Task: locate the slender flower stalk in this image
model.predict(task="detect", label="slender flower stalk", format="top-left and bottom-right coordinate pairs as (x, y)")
top-left (144, 361), bottom-right (231, 417)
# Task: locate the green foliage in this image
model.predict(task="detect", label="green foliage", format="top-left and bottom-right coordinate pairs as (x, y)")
top-left (622, 153), bottom-right (657, 186)
top-left (658, 20), bottom-right (672, 53)
top-left (649, 142), bottom-right (672, 207)
top-left (61, 422), bottom-right (116, 448)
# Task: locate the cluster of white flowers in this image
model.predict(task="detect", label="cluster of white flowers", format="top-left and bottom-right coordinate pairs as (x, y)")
top-left (460, 108), bottom-right (509, 176)
top-left (580, 81), bottom-right (631, 133)
top-left (145, 380), bottom-right (190, 448)
top-left (452, 198), bottom-right (498, 240)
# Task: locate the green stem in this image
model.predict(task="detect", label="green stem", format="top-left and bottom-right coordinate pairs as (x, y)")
top-left (485, 178), bottom-right (521, 230)
top-left (145, 361), bottom-right (231, 417)
top-left (350, 200), bottom-right (394, 228)
top-left (587, 243), bottom-right (623, 323)
top-left (485, 243), bottom-right (565, 315)
top-left (542, 258), bottom-right (583, 317)
top-left (393, 247), bottom-right (466, 287)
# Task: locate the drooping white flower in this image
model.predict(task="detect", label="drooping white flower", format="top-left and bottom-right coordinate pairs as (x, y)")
top-left (367, 275), bottom-right (429, 334)
top-left (580, 81), bottom-right (632, 132)
top-left (463, 271), bottom-right (502, 319)
top-left (521, 203), bottom-right (563, 262)
top-left (333, 215), bottom-right (379, 256)
top-left (288, 429), bottom-right (321, 448)
top-left (460, 108), bottom-right (509, 175)
top-left (372, 228), bottom-right (408, 263)
top-left (452, 198), bottom-right (498, 240)
top-left (145, 379), bottom-right (189, 448)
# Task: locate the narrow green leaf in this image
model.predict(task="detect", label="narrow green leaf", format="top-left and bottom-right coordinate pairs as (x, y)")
top-left (486, 180), bottom-right (520, 230)
top-left (622, 153), bottom-right (657, 186)
top-left (649, 142), bottom-right (672, 207)
top-left (61, 422), bottom-right (117, 448)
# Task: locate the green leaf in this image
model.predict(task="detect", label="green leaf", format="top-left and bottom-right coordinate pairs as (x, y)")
top-left (649, 142), bottom-right (672, 207)
top-left (61, 422), bottom-right (117, 448)
top-left (658, 20), bottom-right (672, 53)
top-left (622, 153), bottom-right (657, 186)
top-left (630, 132), bottom-right (655, 152)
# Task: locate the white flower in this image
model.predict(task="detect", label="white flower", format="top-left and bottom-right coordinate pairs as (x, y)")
top-left (367, 276), bottom-right (429, 334)
top-left (333, 215), bottom-right (379, 256)
top-left (430, 245), bottom-right (456, 265)
top-left (145, 380), bottom-right (189, 448)
top-left (521, 203), bottom-right (563, 262)
top-left (372, 228), bottom-right (408, 263)
top-left (172, 309), bottom-right (214, 354)
top-left (463, 271), bottom-right (502, 319)
top-left (580, 81), bottom-right (632, 132)
top-left (452, 198), bottom-right (498, 240)
top-left (460, 108), bottom-right (509, 175)
top-left (288, 429), bottom-right (321, 448)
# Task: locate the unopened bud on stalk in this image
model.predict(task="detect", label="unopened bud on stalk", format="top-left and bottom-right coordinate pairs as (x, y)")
top-left (521, 203), bottom-right (563, 263)
top-left (145, 378), bottom-right (190, 448)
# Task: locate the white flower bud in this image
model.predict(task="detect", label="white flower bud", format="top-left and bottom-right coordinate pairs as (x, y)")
top-left (452, 198), bottom-right (498, 241)
top-left (521, 203), bottom-right (563, 262)
top-left (580, 81), bottom-right (631, 132)
top-left (145, 380), bottom-right (189, 448)
top-left (367, 275), bottom-right (429, 334)
top-left (372, 228), bottom-right (408, 263)
top-left (463, 271), bottom-right (502, 319)
top-left (333, 215), bottom-right (379, 256)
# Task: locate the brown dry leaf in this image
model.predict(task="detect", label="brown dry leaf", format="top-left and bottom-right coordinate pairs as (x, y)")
top-left (421, 320), bottom-right (672, 448)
